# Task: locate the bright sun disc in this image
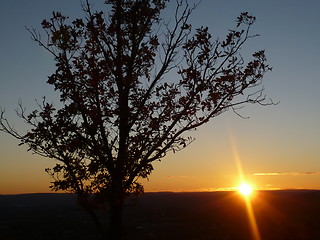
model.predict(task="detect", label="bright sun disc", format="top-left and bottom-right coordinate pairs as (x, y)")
top-left (238, 183), bottom-right (253, 196)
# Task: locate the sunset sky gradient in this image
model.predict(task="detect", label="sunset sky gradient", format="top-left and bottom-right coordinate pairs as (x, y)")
top-left (1, 0), bottom-right (320, 194)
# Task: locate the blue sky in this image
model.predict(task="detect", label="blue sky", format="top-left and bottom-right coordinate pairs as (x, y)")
top-left (1, 0), bottom-right (320, 194)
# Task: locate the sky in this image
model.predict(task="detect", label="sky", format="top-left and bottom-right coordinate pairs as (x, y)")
top-left (1, 0), bottom-right (320, 194)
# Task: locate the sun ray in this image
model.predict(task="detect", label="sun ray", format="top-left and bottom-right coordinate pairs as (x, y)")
top-left (244, 197), bottom-right (261, 240)
top-left (228, 131), bottom-right (261, 240)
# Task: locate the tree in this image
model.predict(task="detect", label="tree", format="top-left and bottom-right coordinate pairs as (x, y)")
top-left (0, 0), bottom-right (273, 238)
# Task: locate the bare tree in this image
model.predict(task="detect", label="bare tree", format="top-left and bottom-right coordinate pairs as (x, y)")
top-left (0, 0), bottom-right (273, 238)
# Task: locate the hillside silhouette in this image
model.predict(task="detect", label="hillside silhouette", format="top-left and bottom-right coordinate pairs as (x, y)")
top-left (1, 190), bottom-right (320, 239)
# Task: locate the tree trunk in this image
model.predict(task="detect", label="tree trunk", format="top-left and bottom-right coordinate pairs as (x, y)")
top-left (109, 199), bottom-right (124, 239)
top-left (108, 178), bottom-right (125, 239)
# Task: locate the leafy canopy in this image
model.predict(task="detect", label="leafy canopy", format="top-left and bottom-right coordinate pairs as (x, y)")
top-left (0, 0), bottom-right (272, 201)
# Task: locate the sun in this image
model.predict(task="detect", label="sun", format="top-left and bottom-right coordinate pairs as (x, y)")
top-left (238, 183), bottom-right (253, 196)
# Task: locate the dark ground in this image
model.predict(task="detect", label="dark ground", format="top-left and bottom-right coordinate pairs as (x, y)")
top-left (0, 190), bottom-right (320, 240)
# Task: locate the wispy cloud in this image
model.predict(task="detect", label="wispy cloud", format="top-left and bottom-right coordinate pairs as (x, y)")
top-left (165, 176), bottom-right (188, 179)
top-left (254, 171), bottom-right (320, 176)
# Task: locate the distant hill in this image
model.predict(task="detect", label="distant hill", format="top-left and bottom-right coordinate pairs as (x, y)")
top-left (1, 190), bottom-right (320, 239)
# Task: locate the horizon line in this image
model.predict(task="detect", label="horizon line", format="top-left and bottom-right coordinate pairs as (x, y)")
top-left (2, 188), bottom-right (320, 196)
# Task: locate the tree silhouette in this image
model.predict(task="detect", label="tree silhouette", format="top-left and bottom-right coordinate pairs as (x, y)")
top-left (0, 0), bottom-right (273, 238)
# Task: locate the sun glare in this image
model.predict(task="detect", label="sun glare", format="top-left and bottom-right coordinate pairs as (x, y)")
top-left (238, 183), bottom-right (253, 196)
